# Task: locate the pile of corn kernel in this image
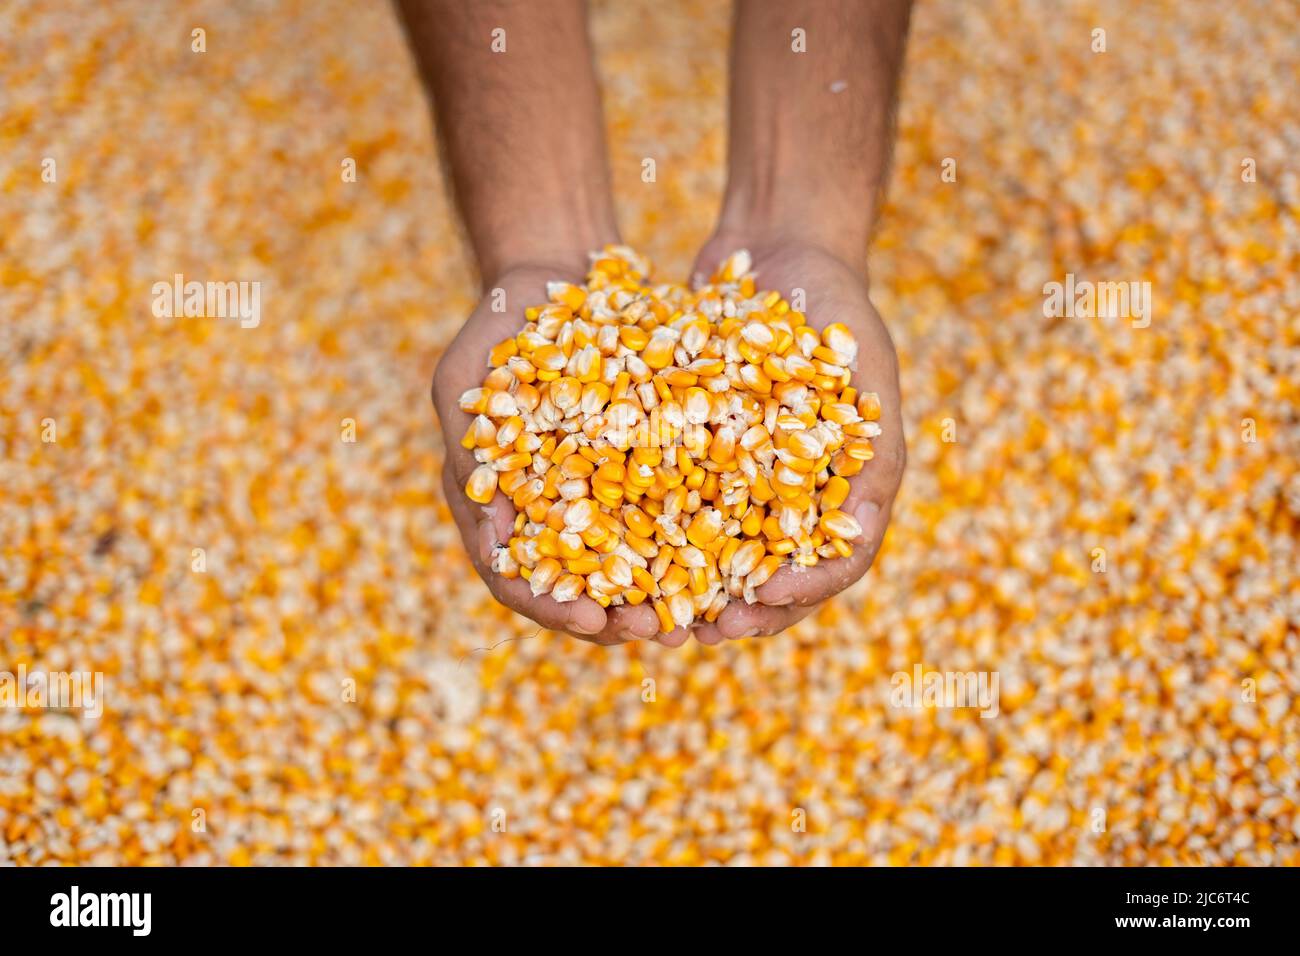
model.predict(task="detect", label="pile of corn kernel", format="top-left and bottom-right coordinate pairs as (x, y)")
top-left (1, 0), bottom-right (1297, 866)
top-left (460, 247), bottom-right (877, 631)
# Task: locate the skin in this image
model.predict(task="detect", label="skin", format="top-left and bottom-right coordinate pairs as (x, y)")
top-left (402, 0), bottom-right (911, 645)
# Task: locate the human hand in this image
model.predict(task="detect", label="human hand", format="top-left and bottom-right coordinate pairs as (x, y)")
top-left (432, 266), bottom-right (663, 646)
top-left (686, 237), bottom-right (906, 644)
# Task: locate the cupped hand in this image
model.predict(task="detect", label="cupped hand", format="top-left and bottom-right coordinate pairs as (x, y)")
top-left (687, 237), bottom-right (907, 644)
top-left (431, 265), bottom-right (662, 646)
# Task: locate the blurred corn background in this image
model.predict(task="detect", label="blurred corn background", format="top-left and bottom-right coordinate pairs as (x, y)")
top-left (1, 0), bottom-right (1297, 865)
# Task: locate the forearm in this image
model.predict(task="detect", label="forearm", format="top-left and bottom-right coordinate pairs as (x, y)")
top-left (717, 0), bottom-right (912, 269)
top-left (397, 0), bottom-right (619, 284)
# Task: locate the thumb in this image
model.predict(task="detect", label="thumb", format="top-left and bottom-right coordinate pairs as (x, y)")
top-left (690, 236), bottom-right (738, 289)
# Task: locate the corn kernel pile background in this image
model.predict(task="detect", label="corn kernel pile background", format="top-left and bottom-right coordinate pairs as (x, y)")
top-left (2, 0), bottom-right (1297, 865)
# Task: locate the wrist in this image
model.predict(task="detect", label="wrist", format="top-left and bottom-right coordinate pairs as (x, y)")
top-left (479, 227), bottom-right (619, 290)
top-left (714, 170), bottom-right (874, 273)
top-left (475, 181), bottom-right (620, 289)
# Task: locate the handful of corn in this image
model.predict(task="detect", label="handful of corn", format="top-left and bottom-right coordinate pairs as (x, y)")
top-left (459, 246), bottom-right (881, 633)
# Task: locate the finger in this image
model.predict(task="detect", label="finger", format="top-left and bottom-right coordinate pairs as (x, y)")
top-left (442, 441), bottom-right (481, 492)
top-left (488, 572), bottom-right (609, 640)
top-left (480, 491), bottom-right (521, 558)
top-left (754, 503), bottom-right (890, 607)
top-left (441, 466), bottom-right (506, 565)
top-left (431, 383), bottom-right (479, 489)
top-left (689, 245), bottom-right (729, 289)
top-left (653, 626), bottom-right (693, 648)
top-left (691, 621), bottom-right (726, 646)
top-left (567, 617), bottom-right (637, 647)
top-left (715, 599), bottom-right (816, 640)
top-left (840, 418), bottom-right (905, 521)
top-left (759, 260), bottom-right (907, 518)
top-left (441, 469), bottom-right (609, 639)
top-left (601, 604), bottom-right (659, 642)
top-left (842, 311), bottom-right (907, 517)
top-left (772, 300), bottom-right (903, 606)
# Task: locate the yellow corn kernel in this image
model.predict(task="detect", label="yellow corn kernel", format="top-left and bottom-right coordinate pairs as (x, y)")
top-left (489, 338), bottom-right (518, 366)
top-left (619, 325), bottom-right (650, 350)
top-left (532, 344), bottom-right (567, 372)
top-left (746, 555), bottom-right (783, 588)
top-left (820, 476), bottom-right (851, 511)
top-left (632, 565), bottom-right (661, 598)
top-left (622, 505), bottom-right (655, 538)
top-left (535, 528), bottom-right (560, 557)
top-left (557, 532), bottom-right (586, 560)
top-left (857, 391), bottom-right (882, 421)
top-left (525, 494), bottom-right (551, 522)
top-left (498, 469), bottom-right (528, 497)
top-left (845, 439), bottom-right (875, 461)
top-left (631, 446), bottom-right (663, 468)
top-left (560, 453), bottom-right (595, 479)
top-left (699, 475), bottom-right (721, 506)
top-left (529, 558), bottom-right (562, 596)
top-left (739, 364), bottom-right (772, 394)
top-left (602, 554), bottom-right (634, 589)
top-left (830, 452), bottom-right (865, 478)
top-left (573, 348), bottom-right (602, 383)
top-left (667, 591), bottom-right (694, 629)
top-left (551, 573), bottom-right (585, 603)
top-left (718, 537), bottom-right (741, 575)
top-left (818, 509), bottom-right (863, 541)
top-left (642, 331), bottom-right (675, 369)
top-left (706, 426), bottom-right (736, 464)
top-left (686, 510), bottom-right (722, 548)
top-left (596, 461), bottom-right (626, 483)
top-left (591, 478), bottom-right (624, 509)
top-left (496, 416), bottom-right (524, 447)
top-left (550, 282), bottom-right (586, 311)
top-left (653, 599), bottom-right (675, 633)
top-left (465, 465), bottom-right (498, 504)
top-left (566, 554), bottom-right (601, 577)
top-left (729, 540), bottom-right (765, 578)
top-left (625, 533), bottom-right (659, 561)
top-left (660, 564), bottom-right (689, 596)
top-left (749, 475), bottom-right (776, 504)
top-left (688, 566), bottom-right (709, 596)
top-left (471, 415), bottom-right (498, 448)
top-left (579, 522), bottom-right (609, 550)
top-left (704, 591), bottom-right (728, 623)
top-left (821, 403), bottom-right (859, 426)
